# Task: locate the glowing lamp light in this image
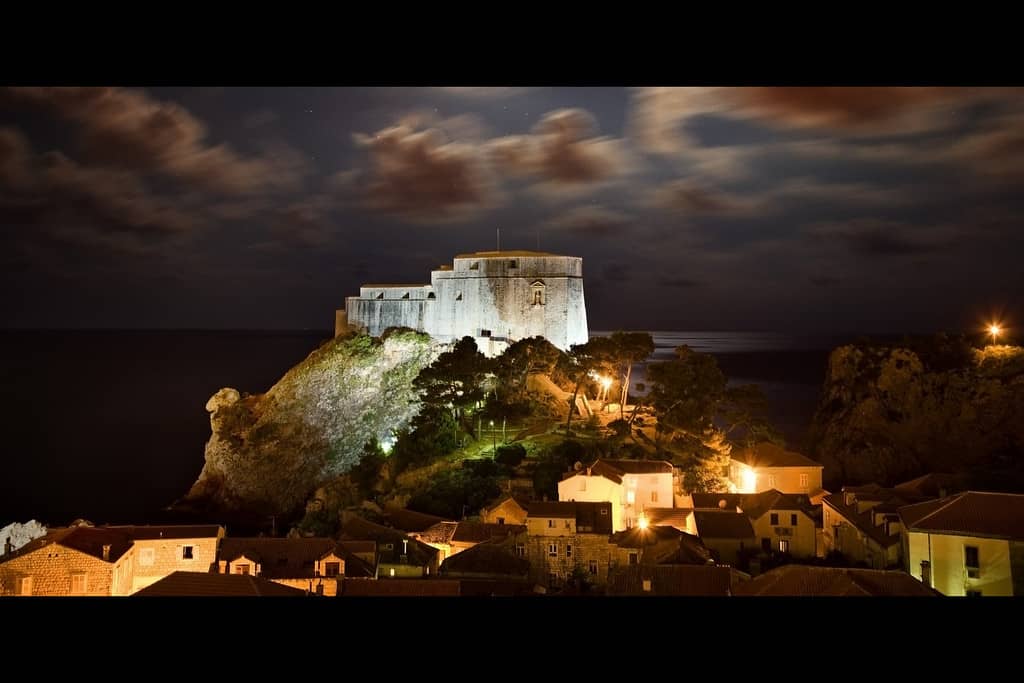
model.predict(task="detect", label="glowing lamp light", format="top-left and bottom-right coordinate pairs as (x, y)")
top-left (638, 515), bottom-right (649, 530)
top-left (989, 323), bottom-right (1002, 344)
top-left (742, 467), bottom-right (757, 493)
top-left (600, 376), bottom-right (612, 391)
top-left (380, 434), bottom-right (397, 455)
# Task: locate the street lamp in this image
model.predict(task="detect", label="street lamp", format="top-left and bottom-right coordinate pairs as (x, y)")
top-left (489, 420), bottom-right (496, 456)
top-left (989, 323), bottom-right (1002, 346)
top-left (600, 376), bottom-right (612, 402)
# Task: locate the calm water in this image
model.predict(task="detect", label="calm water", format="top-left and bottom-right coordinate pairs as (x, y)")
top-left (0, 330), bottom-right (843, 526)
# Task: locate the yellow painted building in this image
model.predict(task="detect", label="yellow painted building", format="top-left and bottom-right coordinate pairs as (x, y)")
top-left (729, 442), bottom-right (824, 497)
top-left (558, 459), bottom-right (674, 532)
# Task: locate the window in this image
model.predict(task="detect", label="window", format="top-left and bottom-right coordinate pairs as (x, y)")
top-left (600, 508), bottom-right (608, 515)
top-left (799, 473), bottom-right (809, 489)
top-left (71, 573), bottom-right (87, 594)
top-left (481, 329), bottom-right (492, 337)
top-left (651, 491), bottom-right (658, 503)
top-left (628, 552), bottom-right (639, 566)
top-left (139, 547), bottom-right (155, 566)
top-left (235, 564), bottom-right (250, 575)
top-left (965, 546), bottom-right (980, 578)
top-left (383, 543), bottom-right (393, 551)
top-left (427, 292), bottom-right (436, 299)
top-left (770, 513), bottom-right (779, 525)
top-left (966, 590), bottom-right (983, 597)
top-left (509, 260), bottom-right (517, 268)
top-left (515, 544), bottom-right (526, 557)
top-left (566, 544), bottom-right (572, 558)
top-left (547, 519), bottom-right (555, 528)
top-left (182, 545), bottom-right (194, 560)
top-left (768, 475), bottom-right (777, 489)
top-left (548, 543), bottom-right (558, 557)
top-left (497, 517), bottom-right (505, 525)
top-left (375, 292), bottom-right (383, 300)
top-left (17, 576), bottom-right (32, 596)
top-left (779, 539), bottom-right (789, 553)
top-left (589, 560), bottom-right (598, 575)
top-left (324, 562), bottom-right (340, 577)
top-left (390, 568), bottom-right (396, 577)
top-left (470, 262), bottom-right (479, 270)
top-left (455, 292), bottom-right (463, 301)
top-left (920, 560), bottom-right (931, 585)
top-left (564, 520), bottom-right (571, 529)
top-left (790, 514), bottom-right (798, 526)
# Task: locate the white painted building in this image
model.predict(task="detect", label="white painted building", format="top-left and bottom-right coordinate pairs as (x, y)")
top-left (338, 250), bottom-right (588, 356)
top-left (558, 459), bottom-right (675, 533)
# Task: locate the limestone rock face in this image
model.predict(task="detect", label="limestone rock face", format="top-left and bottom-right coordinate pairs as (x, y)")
top-left (809, 344), bottom-right (1024, 487)
top-left (183, 330), bottom-right (440, 515)
top-left (0, 520), bottom-right (47, 555)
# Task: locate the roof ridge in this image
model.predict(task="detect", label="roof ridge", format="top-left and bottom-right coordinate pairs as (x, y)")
top-left (910, 491), bottom-right (968, 527)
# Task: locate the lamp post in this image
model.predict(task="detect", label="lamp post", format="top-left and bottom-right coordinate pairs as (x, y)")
top-left (490, 420), bottom-right (496, 456)
top-left (989, 323), bottom-right (1002, 346)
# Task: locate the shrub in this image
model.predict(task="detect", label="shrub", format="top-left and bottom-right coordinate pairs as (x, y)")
top-left (495, 443), bottom-right (527, 467)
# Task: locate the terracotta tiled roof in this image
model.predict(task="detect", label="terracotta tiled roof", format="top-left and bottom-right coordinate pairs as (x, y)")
top-left (731, 442), bottom-right (822, 469)
top-left (4, 527), bottom-right (134, 564)
top-left (483, 494), bottom-right (529, 514)
top-left (338, 578), bottom-right (461, 596)
top-left (894, 473), bottom-right (964, 498)
top-left (644, 507), bottom-right (693, 531)
top-left (106, 525), bottom-right (223, 541)
top-left (597, 459), bottom-right (674, 475)
top-left (340, 516), bottom-right (439, 566)
top-left (134, 571), bottom-right (308, 597)
top-left (440, 543), bottom-right (530, 577)
top-left (607, 565), bottom-right (738, 596)
top-left (733, 565), bottom-right (937, 596)
top-left (899, 491), bottom-right (1024, 540)
top-left (823, 487), bottom-right (923, 549)
top-left (526, 501), bottom-right (577, 518)
top-left (416, 521), bottom-right (459, 545)
top-left (451, 522), bottom-right (526, 544)
top-left (219, 537), bottom-right (369, 579)
top-left (384, 508), bottom-right (453, 533)
top-left (692, 511), bottom-right (756, 540)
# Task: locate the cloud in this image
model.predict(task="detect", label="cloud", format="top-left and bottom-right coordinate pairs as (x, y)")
top-left (807, 218), bottom-right (960, 256)
top-left (435, 87), bottom-right (531, 99)
top-left (351, 123), bottom-right (500, 222)
top-left (269, 196), bottom-right (338, 247)
top-left (642, 178), bottom-right (760, 216)
top-left (488, 109), bottom-right (635, 194)
top-left (1, 87), bottom-right (306, 195)
top-left (541, 205), bottom-right (630, 237)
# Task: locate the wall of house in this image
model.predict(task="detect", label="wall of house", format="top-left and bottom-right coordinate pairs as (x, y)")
top-left (344, 255), bottom-right (588, 355)
top-left (378, 562), bottom-right (428, 579)
top-left (482, 499), bottom-right (527, 525)
top-left (129, 536), bottom-right (220, 594)
top-left (623, 473), bottom-right (674, 529)
top-left (271, 577), bottom-right (337, 596)
top-left (907, 531), bottom-right (1014, 596)
top-left (750, 510), bottom-right (817, 558)
top-left (0, 545), bottom-right (116, 596)
top-left (558, 475), bottom-right (622, 531)
top-left (822, 504), bottom-right (896, 568)
top-left (701, 537), bottom-right (752, 567)
top-left (731, 463), bottom-right (822, 495)
top-left (526, 516), bottom-right (577, 537)
top-left (524, 533), bottom-right (613, 587)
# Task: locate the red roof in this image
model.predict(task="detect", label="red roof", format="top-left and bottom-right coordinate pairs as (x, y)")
top-left (899, 491), bottom-right (1024, 540)
top-left (731, 442), bottom-right (821, 469)
top-left (733, 565), bottom-right (937, 596)
top-left (338, 578), bottom-right (461, 596)
top-left (607, 565), bottom-right (738, 596)
top-left (134, 571), bottom-right (308, 596)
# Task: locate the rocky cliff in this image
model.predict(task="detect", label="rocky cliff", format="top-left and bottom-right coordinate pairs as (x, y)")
top-left (808, 343), bottom-right (1024, 488)
top-left (181, 329), bottom-right (439, 516)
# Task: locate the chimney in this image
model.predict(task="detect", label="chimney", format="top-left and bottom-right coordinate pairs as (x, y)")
top-left (102, 544), bottom-right (111, 561)
top-left (3, 537), bottom-right (12, 555)
top-left (218, 560), bottom-right (227, 573)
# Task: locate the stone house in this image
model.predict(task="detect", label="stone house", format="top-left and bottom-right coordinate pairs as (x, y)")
top-left (523, 501), bottom-right (614, 589)
top-left (218, 537), bottom-right (374, 596)
top-left (0, 525), bottom-right (134, 596)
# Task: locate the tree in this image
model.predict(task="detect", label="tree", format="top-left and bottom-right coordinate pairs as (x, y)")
top-left (413, 336), bottom-right (494, 436)
top-left (558, 337), bottom-right (617, 434)
top-left (494, 336), bottom-right (561, 403)
top-left (608, 331), bottom-right (655, 420)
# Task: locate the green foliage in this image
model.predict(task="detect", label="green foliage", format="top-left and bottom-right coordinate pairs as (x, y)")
top-left (350, 440), bottom-right (386, 498)
top-left (390, 407), bottom-right (459, 474)
top-left (495, 442), bottom-right (527, 467)
top-left (406, 466), bottom-right (503, 520)
top-left (297, 505), bottom-right (339, 537)
top-left (648, 346), bottom-right (726, 434)
top-left (608, 331), bottom-right (655, 414)
top-left (494, 336), bottom-right (562, 402)
top-left (608, 419), bottom-right (631, 438)
top-left (414, 336), bottom-right (494, 420)
top-left (533, 440), bottom-right (586, 499)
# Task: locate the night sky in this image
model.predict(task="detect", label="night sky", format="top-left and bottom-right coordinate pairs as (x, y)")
top-left (2, 86), bottom-right (1022, 334)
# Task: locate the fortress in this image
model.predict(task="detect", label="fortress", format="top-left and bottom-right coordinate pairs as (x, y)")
top-left (336, 251), bottom-right (588, 357)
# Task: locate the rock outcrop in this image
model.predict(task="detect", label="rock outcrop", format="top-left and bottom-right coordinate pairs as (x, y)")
top-left (182, 330), bottom-right (440, 515)
top-left (809, 343), bottom-right (1024, 488)
top-left (0, 520), bottom-right (47, 555)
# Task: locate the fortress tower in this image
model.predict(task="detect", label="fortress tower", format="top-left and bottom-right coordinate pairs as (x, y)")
top-left (337, 251), bottom-right (589, 357)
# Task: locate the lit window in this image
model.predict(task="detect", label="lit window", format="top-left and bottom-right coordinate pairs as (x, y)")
top-left (779, 540), bottom-right (789, 553)
top-left (71, 573), bottom-right (87, 594)
top-left (17, 576), bottom-right (32, 596)
top-left (588, 560), bottom-right (598, 575)
top-left (548, 543), bottom-right (558, 557)
top-left (515, 544), bottom-right (525, 557)
top-left (799, 473), bottom-right (809, 489)
top-left (965, 546), bottom-right (980, 578)
top-left (768, 475), bottom-right (777, 489)
top-left (627, 490), bottom-right (635, 504)
top-left (770, 513), bottom-right (779, 526)
top-left (139, 548), bottom-right (155, 566)
top-left (324, 562), bottom-right (340, 577)
top-left (182, 545), bottom-right (194, 560)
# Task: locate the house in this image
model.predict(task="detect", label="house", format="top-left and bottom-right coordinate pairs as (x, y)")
top-left (693, 490), bottom-right (820, 558)
top-left (732, 565), bottom-right (938, 596)
top-left (691, 511), bottom-right (756, 566)
top-left (606, 564), bottom-right (746, 596)
top-left (414, 521), bottom-right (526, 561)
top-left (108, 524), bottom-right (224, 593)
top-left (729, 442), bottom-right (825, 498)
top-left (557, 459), bottom-right (675, 532)
top-left (0, 522), bottom-right (225, 596)
top-left (822, 484), bottom-right (929, 569)
top-left (383, 507), bottom-right (453, 534)
top-left (480, 495), bottom-right (529, 526)
top-left (900, 491), bottom-right (1024, 596)
top-left (610, 526), bottom-right (713, 567)
top-left (524, 501), bottom-right (614, 589)
top-left (218, 537), bottom-right (374, 596)
top-left (134, 571), bottom-right (308, 597)
top-left (0, 525), bottom-right (134, 596)
top-left (340, 515), bottom-right (441, 578)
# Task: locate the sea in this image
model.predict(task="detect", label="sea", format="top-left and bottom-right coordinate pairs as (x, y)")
top-left (0, 330), bottom-right (853, 527)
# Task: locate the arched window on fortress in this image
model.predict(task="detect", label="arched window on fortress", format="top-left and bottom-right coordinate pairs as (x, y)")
top-left (427, 292), bottom-right (436, 299)
top-left (531, 280), bottom-right (546, 306)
